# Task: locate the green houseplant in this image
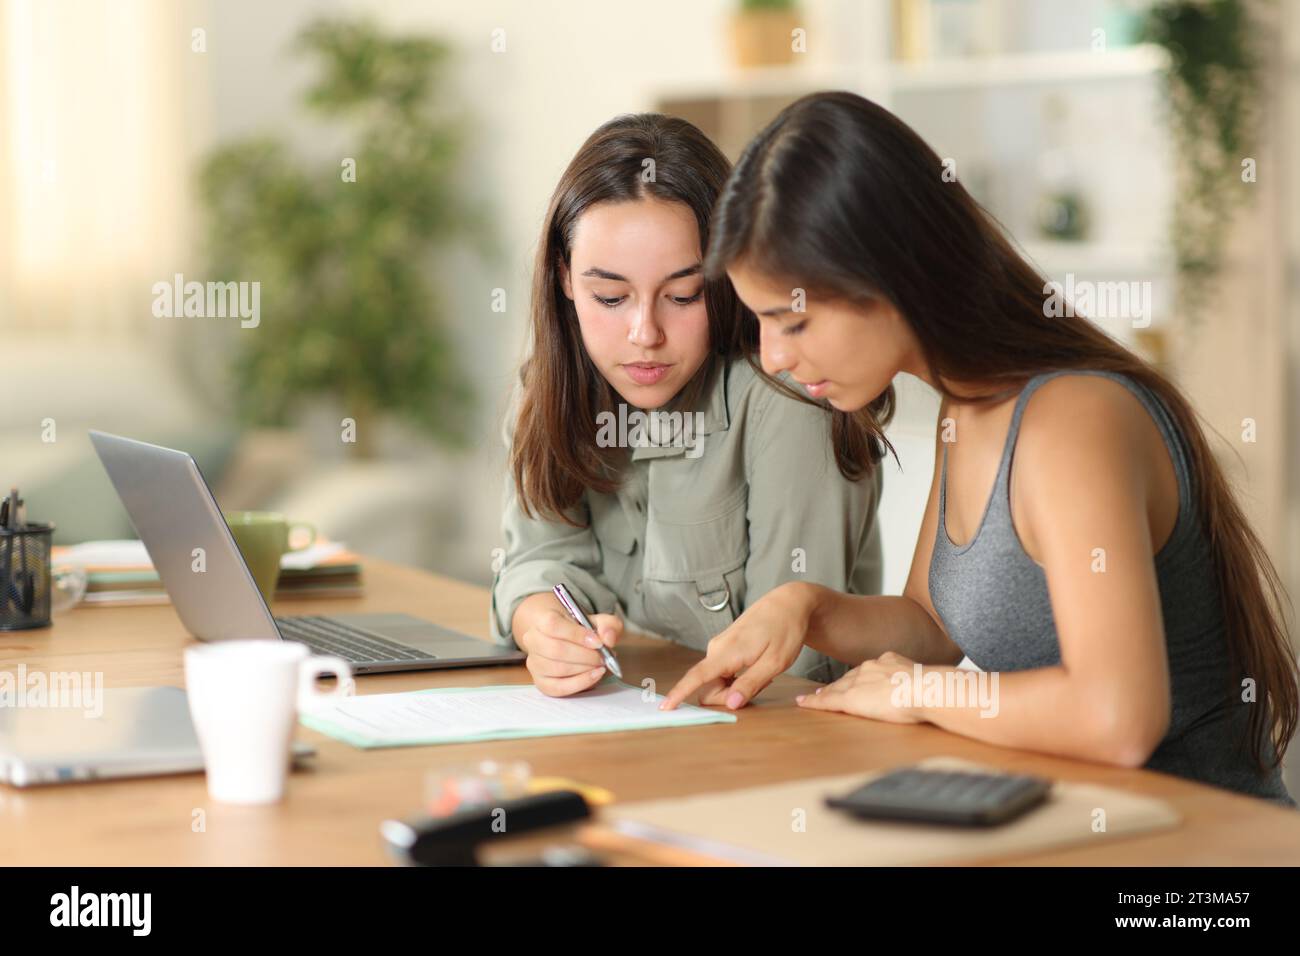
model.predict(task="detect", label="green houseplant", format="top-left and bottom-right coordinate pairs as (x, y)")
top-left (198, 18), bottom-right (483, 455)
top-left (1141, 0), bottom-right (1261, 325)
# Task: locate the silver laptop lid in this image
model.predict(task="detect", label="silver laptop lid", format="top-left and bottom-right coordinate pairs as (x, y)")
top-left (0, 686), bottom-right (314, 786)
top-left (89, 430), bottom-right (280, 644)
top-left (0, 686), bottom-right (198, 786)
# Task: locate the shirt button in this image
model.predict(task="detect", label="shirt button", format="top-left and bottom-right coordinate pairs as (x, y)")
top-left (634, 500), bottom-right (644, 514)
top-left (634, 579), bottom-right (643, 594)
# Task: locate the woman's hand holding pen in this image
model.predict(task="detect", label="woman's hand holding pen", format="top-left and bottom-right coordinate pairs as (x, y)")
top-left (660, 582), bottom-right (817, 712)
top-left (512, 593), bottom-right (622, 697)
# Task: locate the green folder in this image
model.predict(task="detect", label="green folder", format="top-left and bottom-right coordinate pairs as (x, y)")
top-left (299, 679), bottom-right (736, 749)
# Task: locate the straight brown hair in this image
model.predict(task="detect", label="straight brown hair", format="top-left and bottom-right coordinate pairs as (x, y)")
top-left (511, 112), bottom-right (878, 526)
top-left (706, 91), bottom-right (1297, 772)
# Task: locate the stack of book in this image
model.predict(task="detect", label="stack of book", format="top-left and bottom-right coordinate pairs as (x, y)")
top-left (53, 540), bottom-right (364, 607)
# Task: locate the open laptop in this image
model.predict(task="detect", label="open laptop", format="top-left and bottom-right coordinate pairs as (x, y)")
top-left (0, 686), bottom-right (315, 787)
top-left (89, 430), bottom-right (524, 674)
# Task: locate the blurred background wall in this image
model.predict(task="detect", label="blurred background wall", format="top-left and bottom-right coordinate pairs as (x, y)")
top-left (2, 0), bottom-right (1299, 787)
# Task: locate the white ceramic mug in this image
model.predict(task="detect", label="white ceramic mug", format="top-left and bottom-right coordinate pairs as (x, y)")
top-left (184, 640), bottom-right (352, 804)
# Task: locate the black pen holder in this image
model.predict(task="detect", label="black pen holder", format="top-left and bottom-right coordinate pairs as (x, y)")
top-left (0, 522), bottom-right (53, 630)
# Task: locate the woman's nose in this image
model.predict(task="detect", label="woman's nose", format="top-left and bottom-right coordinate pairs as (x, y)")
top-left (627, 302), bottom-right (665, 348)
top-left (759, 322), bottom-right (794, 376)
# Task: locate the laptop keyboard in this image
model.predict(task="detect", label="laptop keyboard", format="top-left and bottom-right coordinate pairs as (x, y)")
top-left (274, 615), bottom-right (432, 664)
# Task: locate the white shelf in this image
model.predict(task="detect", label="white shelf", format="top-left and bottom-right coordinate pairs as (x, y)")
top-left (656, 44), bottom-right (1168, 104)
top-left (889, 43), bottom-right (1168, 92)
top-left (655, 63), bottom-right (879, 103)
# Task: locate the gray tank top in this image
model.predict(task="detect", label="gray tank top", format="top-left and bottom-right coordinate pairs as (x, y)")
top-left (929, 369), bottom-right (1294, 806)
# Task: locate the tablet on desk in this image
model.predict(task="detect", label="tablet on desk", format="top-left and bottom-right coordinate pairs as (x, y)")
top-left (0, 685), bottom-right (315, 787)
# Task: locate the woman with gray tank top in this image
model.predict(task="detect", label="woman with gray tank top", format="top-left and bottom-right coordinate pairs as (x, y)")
top-left (661, 91), bottom-right (1297, 806)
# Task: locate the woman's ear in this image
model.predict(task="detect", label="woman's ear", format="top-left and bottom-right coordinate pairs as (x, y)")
top-left (559, 260), bottom-right (574, 301)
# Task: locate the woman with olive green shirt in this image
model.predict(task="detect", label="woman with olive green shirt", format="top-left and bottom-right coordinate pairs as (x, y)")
top-left (491, 112), bottom-right (884, 699)
top-left (491, 354), bottom-right (883, 684)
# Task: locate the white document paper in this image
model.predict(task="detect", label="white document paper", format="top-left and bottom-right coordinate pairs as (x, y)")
top-left (300, 680), bottom-right (735, 748)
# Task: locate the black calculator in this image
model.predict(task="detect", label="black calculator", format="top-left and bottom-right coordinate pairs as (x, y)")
top-left (825, 767), bottom-right (1052, 827)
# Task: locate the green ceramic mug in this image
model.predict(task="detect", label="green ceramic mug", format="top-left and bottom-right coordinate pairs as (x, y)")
top-left (224, 511), bottom-right (316, 606)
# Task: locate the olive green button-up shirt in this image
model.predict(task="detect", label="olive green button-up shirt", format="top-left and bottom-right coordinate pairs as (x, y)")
top-left (490, 357), bottom-right (883, 684)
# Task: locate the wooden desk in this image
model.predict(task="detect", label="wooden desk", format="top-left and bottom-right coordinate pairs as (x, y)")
top-left (2, 556), bottom-right (1298, 865)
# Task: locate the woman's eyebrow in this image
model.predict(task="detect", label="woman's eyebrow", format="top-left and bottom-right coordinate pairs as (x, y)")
top-left (580, 263), bottom-right (702, 282)
top-left (663, 263), bottom-right (702, 280)
top-left (580, 267), bottom-right (627, 281)
top-left (758, 304), bottom-right (796, 317)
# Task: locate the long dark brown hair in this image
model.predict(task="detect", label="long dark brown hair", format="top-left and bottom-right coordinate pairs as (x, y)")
top-left (706, 90), bottom-right (1297, 772)
top-left (511, 112), bottom-right (877, 526)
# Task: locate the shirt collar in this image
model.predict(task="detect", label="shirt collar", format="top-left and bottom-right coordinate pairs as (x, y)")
top-left (629, 358), bottom-right (732, 461)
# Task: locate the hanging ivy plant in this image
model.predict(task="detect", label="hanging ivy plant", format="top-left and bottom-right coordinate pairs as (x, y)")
top-left (1141, 0), bottom-right (1261, 325)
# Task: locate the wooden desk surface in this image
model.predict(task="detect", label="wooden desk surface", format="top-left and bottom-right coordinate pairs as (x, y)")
top-left (2, 556), bottom-right (1298, 866)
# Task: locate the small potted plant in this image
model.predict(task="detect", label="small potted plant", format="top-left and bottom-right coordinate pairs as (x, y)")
top-left (731, 0), bottom-right (802, 68)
